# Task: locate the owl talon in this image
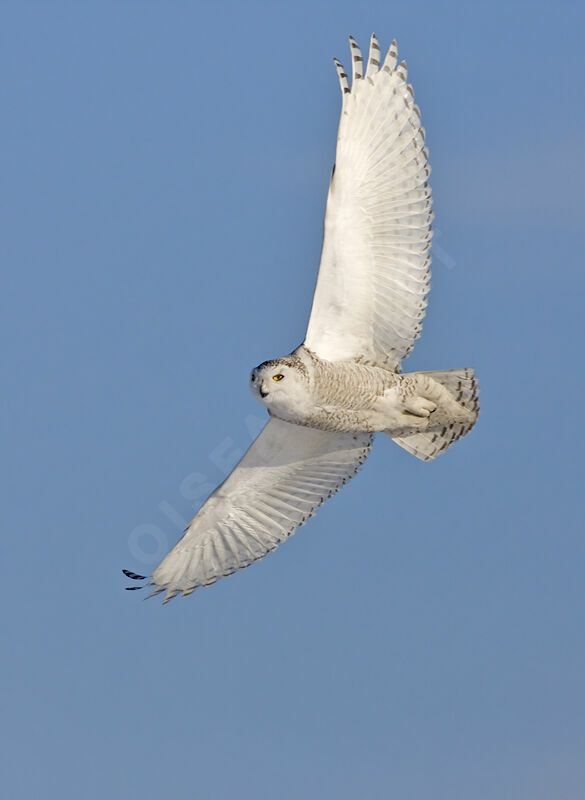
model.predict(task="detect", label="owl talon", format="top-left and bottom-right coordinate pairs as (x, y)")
top-left (404, 397), bottom-right (437, 417)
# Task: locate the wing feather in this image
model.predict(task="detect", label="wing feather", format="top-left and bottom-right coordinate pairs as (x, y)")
top-left (305, 36), bottom-right (433, 370)
top-left (148, 418), bottom-right (373, 601)
top-left (349, 35), bottom-right (363, 82)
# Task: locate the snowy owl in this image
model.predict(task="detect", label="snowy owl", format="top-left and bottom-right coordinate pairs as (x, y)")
top-left (124, 34), bottom-right (479, 602)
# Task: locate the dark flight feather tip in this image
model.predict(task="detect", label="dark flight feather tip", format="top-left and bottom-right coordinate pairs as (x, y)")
top-left (122, 569), bottom-right (147, 580)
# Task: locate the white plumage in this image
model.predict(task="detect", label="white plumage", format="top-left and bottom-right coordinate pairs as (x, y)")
top-left (125, 35), bottom-right (479, 603)
top-left (147, 419), bottom-right (372, 599)
top-left (306, 33), bottom-right (432, 370)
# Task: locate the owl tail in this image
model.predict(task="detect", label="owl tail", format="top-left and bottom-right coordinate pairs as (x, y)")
top-left (390, 368), bottom-right (479, 462)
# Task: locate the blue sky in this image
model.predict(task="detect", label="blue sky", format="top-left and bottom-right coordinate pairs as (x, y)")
top-left (2, 1), bottom-right (584, 798)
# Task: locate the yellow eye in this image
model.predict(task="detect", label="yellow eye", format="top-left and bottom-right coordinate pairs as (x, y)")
top-left (272, 374), bottom-right (284, 382)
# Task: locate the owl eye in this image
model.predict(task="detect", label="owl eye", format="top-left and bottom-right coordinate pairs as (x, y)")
top-left (272, 374), bottom-right (284, 382)
top-left (251, 374), bottom-right (256, 382)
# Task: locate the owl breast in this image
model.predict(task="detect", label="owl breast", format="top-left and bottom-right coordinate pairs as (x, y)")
top-left (265, 349), bottom-right (399, 433)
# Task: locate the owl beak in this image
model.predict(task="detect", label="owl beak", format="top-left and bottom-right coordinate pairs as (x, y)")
top-left (259, 385), bottom-right (268, 398)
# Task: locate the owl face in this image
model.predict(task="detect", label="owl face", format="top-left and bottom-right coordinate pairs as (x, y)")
top-left (250, 359), bottom-right (308, 417)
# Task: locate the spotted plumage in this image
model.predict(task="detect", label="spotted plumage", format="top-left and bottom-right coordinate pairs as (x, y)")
top-left (125, 34), bottom-right (479, 603)
top-left (251, 346), bottom-right (477, 439)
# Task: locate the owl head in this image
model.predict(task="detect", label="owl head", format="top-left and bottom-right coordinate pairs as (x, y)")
top-left (250, 355), bottom-right (309, 418)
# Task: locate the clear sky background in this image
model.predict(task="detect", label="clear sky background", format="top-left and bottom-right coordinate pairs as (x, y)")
top-left (2, 1), bottom-right (584, 798)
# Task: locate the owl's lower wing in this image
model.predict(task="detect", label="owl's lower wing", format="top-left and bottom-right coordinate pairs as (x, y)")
top-left (304, 35), bottom-right (432, 371)
top-left (146, 418), bottom-right (373, 602)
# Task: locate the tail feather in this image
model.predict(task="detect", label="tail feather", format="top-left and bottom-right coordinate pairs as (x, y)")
top-left (392, 368), bottom-right (479, 462)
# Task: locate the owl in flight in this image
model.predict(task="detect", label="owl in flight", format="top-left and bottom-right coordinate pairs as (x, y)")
top-left (124, 34), bottom-right (479, 602)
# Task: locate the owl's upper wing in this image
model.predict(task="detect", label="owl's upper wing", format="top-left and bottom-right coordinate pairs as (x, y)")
top-left (147, 418), bottom-right (372, 602)
top-left (304, 35), bottom-right (432, 371)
